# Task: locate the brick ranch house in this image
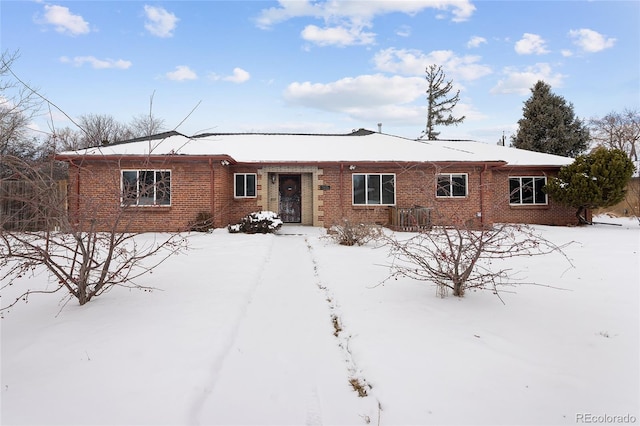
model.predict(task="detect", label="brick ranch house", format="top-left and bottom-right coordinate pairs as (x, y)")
top-left (55, 129), bottom-right (578, 232)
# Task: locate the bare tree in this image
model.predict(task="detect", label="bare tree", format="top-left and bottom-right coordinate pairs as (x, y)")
top-left (384, 223), bottom-right (572, 301)
top-left (129, 113), bottom-right (166, 138)
top-left (47, 126), bottom-right (84, 152)
top-left (77, 113), bottom-right (134, 146)
top-left (589, 109), bottom-right (639, 162)
top-left (421, 64), bottom-right (465, 140)
top-left (0, 155), bottom-right (187, 311)
top-left (1, 50), bottom-right (42, 172)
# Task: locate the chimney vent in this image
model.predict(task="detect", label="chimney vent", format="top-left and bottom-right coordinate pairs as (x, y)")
top-left (377, 123), bottom-right (382, 133)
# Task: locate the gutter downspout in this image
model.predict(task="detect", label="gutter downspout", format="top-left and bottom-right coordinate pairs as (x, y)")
top-left (340, 163), bottom-right (344, 218)
top-left (480, 164), bottom-right (487, 227)
top-left (209, 158), bottom-right (215, 226)
top-left (74, 162), bottom-right (81, 225)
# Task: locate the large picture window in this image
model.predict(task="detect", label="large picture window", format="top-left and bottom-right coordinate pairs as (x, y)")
top-left (121, 170), bottom-right (171, 206)
top-left (509, 176), bottom-right (547, 205)
top-left (353, 173), bottom-right (395, 205)
top-left (436, 173), bottom-right (468, 197)
top-left (235, 173), bottom-right (257, 198)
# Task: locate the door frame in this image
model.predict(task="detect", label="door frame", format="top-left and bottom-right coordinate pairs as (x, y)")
top-left (278, 174), bottom-right (302, 223)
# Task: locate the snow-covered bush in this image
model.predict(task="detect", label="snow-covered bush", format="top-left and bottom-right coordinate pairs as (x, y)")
top-left (228, 211), bottom-right (283, 234)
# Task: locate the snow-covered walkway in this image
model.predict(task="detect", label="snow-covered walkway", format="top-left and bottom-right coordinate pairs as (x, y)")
top-left (2, 220), bottom-right (637, 425)
top-left (189, 231), bottom-right (372, 425)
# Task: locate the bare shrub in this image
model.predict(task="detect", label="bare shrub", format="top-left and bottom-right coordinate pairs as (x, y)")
top-left (384, 223), bottom-right (573, 300)
top-left (326, 219), bottom-right (383, 246)
top-left (0, 155), bottom-right (187, 311)
top-left (189, 211), bottom-right (214, 232)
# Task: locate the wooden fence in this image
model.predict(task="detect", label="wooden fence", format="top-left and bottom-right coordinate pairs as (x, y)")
top-left (0, 180), bottom-right (67, 231)
top-left (388, 206), bottom-right (432, 231)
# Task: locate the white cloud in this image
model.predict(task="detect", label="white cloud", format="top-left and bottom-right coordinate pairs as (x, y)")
top-left (223, 68), bottom-right (251, 83)
top-left (372, 48), bottom-right (492, 82)
top-left (144, 5), bottom-right (178, 38)
top-left (41, 5), bottom-right (90, 36)
top-left (467, 36), bottom-right (487, 48)
top-left (255, 0), bottom-right (475, 45)
top-left (569, 28), bottom-right (616, 53)
top-left (208, 68), bottom-right (251, 83)
top-left (284, 74), bottom-right (424, 111)
top-left (283, 74), bottom-right (427, 126)
top-left (490, 63), bottom-right (565, 95)
top-left (166, 65), bottom-right (197, 81)
top-left (59, 56), bottom-right (132, 69)
top-left (283, 73), bottom-right (477, 128)
top-left (514, 33), bottom-right (549, 55)
top-left (396, 25), bottom-right (411, 38)
top-left (301, 24), bottom-right (375, 46)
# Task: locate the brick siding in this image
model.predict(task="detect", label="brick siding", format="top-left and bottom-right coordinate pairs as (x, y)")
top-left (68, 159), bottom-right (578, 232)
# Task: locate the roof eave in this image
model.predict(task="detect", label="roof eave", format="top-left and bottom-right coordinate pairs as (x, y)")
top-left (55, 154), bottom-right (237, 165)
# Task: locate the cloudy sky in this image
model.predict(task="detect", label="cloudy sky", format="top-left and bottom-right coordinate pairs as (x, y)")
top-left (2, 0), bottom-right (639, 142)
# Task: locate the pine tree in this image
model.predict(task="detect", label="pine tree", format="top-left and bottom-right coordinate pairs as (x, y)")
top-left (422, 64), bottom-right (465, 140)
top-left (544, 148), bottom-right (635, 224)
top-left (511, 81), bottom-right (589, 157)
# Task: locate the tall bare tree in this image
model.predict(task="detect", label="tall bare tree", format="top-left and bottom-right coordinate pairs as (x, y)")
top-left (0, 51), bottom-right (42, 163)
top-left (77, 113), bottom-right (134, 147)
top-left (422, 64), bottom-right (465, 140)
top-left (129, 113), bottom-right (166, 138)
top-left (589, 109), bottom-right (639, 162)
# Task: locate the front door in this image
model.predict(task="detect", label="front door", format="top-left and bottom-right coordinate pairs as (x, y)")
top-left (279, 175), bottom-right (301, 223)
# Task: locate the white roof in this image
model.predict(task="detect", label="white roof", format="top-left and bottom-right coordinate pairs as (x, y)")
top-left (58, 130), bottom-right (573, 167)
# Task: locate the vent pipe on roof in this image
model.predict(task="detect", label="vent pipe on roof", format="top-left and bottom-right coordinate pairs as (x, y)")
top-left (377, 122), bottom-right (382, 133)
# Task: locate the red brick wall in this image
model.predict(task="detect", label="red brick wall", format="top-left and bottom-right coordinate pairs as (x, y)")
top-left (318, 164), bottom-right (487, 227)
top-left (68, 159), bottom-right (233, 232)
top-left (224, 166), bottom-right (261, 226)
top-left (490, 169), bottom-right (577, 226)
top-left (68, 159), bottom-right (578, 232)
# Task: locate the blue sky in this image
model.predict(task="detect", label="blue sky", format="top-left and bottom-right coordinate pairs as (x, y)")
top-left (2, 0), bottom-right (639, 142)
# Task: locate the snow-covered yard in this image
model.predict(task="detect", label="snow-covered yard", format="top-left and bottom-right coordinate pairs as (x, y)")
top-left (1, 217), bottom-right (638, 425)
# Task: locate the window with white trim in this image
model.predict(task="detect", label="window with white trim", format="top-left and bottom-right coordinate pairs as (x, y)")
top-left (121, 170), bottom-right (171, 206)
top-left (509, 176), bottom-right (547, 205)
top-left (352, 173), bottom-right (395, 205)
top-left (436, 173), bottom-right (468, 197)
top-left (234, 173), bottom-right (256, 198)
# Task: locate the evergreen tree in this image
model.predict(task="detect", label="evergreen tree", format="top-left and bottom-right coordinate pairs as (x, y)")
top-left (422, 64), bottom-right (465, 140)
top-left (544, 148), bottom-right (635, 224)
top-left (511, 81), bottom-right (589, 157)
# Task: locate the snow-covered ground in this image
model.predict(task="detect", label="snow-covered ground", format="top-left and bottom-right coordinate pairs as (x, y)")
top-left (1, 216), bottom-right (638, 425)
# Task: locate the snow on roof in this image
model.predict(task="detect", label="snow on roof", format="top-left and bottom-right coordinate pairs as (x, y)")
top-left (57, 130), bottom-right (574, 167)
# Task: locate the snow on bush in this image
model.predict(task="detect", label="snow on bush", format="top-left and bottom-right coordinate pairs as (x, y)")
top-left (228, 211), bottom-right (283, 234)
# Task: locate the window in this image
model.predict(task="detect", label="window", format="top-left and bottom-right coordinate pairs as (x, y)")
top-left (353, 173), bottom-right (395, 205)
top-left (509, 176), bottom-right (547, 205)
top-left (121, 170), bottom-right (171, 206)
top-left (235, 173), bottom-right (256, 198)
top-left (436, 173), bottom-right (468, 197)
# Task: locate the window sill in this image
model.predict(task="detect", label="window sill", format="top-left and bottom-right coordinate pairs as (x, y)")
top-left (509, 204), bottom-right (549, 210)
top-left (122, 205), bottom-right (172, 211)
top-left (352, 205), bottom-right (395, 209)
